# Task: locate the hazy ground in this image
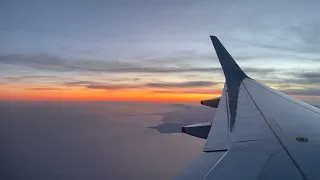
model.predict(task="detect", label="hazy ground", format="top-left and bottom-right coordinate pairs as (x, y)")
top-left (2, 101), bottom-right (319, 180)
top-left (0, 101), bottom-right (215, 180)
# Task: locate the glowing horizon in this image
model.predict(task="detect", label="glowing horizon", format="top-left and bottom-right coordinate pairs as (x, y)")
top-left (0, 84), bottom-right (222, 102)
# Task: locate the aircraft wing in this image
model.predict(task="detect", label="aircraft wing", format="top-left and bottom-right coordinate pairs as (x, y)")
top-left (175, 36), bottom-right (320, 180)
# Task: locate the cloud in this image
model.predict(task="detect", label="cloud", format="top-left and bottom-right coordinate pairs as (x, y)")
top-left (2, 75), bottom-right (57, 81)
top-left (291, 72), bottom-right (320, 85)
top-left (247, 23), bottom-right (320, 57)
top-left (148, 103), bottom-right (215, 134)
top-left (289, 24), bottom-right (320, 53)
top-left (135, 50), bottom-right (274, 65)
top-left (243, 67), bottom-right (276, 74)
top-left (1, 75), bottom-right (67, 86)
top-left (145, 81), bottom-right (217, 88)
top-left (0, 53), bottom-right (217, 73)
top-left (297, 72), bottom-right (320, 80)
top-left (64, 81), bottom-right (97, 86)
top-left (1, 53), bottom-right (317, 97)
top-left (152, 89), bottom-right (221, 95)
top-left (148, 122), bottom-right (182, 134)
top-left (1, 53), bottom-right (316, 98)
top-left (0, 53), bottom-right (276, 75)
top-left (28, 87), bottom-right (62, 91)
top-left (261, 71), bottom-right (320, 89)
top-left (86, 84), bottom-right (140, 90)
top-left (63, 81), bottom-right (140, 90)
top-left (282, 88), bottom-right (320, 96)
top-left (63, 80), bottom-right (218, 90)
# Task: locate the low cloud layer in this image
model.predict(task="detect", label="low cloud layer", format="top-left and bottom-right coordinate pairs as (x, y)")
top-left (1, 52), bottom-right (319, 98)
top-left (282, 88), bottom-right (320, 96)
top-left (0, 53), bottom-right (221, 73)
top-left (63, 80), bottom-right (218, 90)
top-left (0, 53), bottom-right (277, 74)
top-left (295, 72), bottom-right (320, 85)
top-left (145, 81), bottom-right (217, 88)
top-left (28, 87), bottom-right (62, 91)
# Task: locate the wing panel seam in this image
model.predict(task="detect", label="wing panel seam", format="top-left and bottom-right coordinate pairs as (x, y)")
top-left (200, 151), bottom-right (228, 180)
top-left (255, 153), bottom-right (273, 180)
top-left (242, 81), bottom-right (309, 180)
top-left (225, 88), bottom-right (231, 140)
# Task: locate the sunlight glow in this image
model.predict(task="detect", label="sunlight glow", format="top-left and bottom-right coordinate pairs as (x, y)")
top-left (0, 85), bottom-right (222, 102)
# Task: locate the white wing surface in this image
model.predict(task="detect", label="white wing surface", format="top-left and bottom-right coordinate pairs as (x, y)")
top-left (176, 36), bottom-right (320, 180)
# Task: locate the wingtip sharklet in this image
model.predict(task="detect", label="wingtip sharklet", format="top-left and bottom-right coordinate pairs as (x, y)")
top-left (210, 36), bottom-right (248, 82)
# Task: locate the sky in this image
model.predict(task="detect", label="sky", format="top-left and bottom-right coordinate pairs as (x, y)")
top-left (1, 0), bottom-right (320, 103)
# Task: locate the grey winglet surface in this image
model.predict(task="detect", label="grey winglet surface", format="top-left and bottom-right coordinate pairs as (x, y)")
top-left (210, 36), bottom-right (248, 131)
top-left (210, 36), bottom-right (248, 82)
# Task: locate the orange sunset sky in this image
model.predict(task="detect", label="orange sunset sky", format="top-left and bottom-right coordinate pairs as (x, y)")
top-left (0, 85), bottom-right (221, 102)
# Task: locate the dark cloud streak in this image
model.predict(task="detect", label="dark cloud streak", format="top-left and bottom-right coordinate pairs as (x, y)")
top-left (151, 89), bottom-right (220, 95)
top-left (145, 81), bottom-right (217, 88)
top-left (292, 72), bottom-right (320, 85)
top-left (63, 80), bottom-right (218, 90)
top-left (282, 88), bottom-right (320, 96)
top-left (249, 23), bottom-right (320, 56)
top-left (2, 75), bottom-right (58, 81)
top-left (28, 87), bottom-right (62, 91)
top-left (0, 53), bottom-right (276, 74)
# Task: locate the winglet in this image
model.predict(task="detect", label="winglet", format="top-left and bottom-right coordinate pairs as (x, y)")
top-left (210, 36), bottom-right (248, 82)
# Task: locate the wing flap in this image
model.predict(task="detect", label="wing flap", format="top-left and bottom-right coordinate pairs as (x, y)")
top-left (182, 122), bottom-right (211, 139)
top-left (203, 85), bottom-right (229, 152)
top-left (201, 97), bottom-right (220, 108)
top-left (202, 139), bottom-right (304, 180)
